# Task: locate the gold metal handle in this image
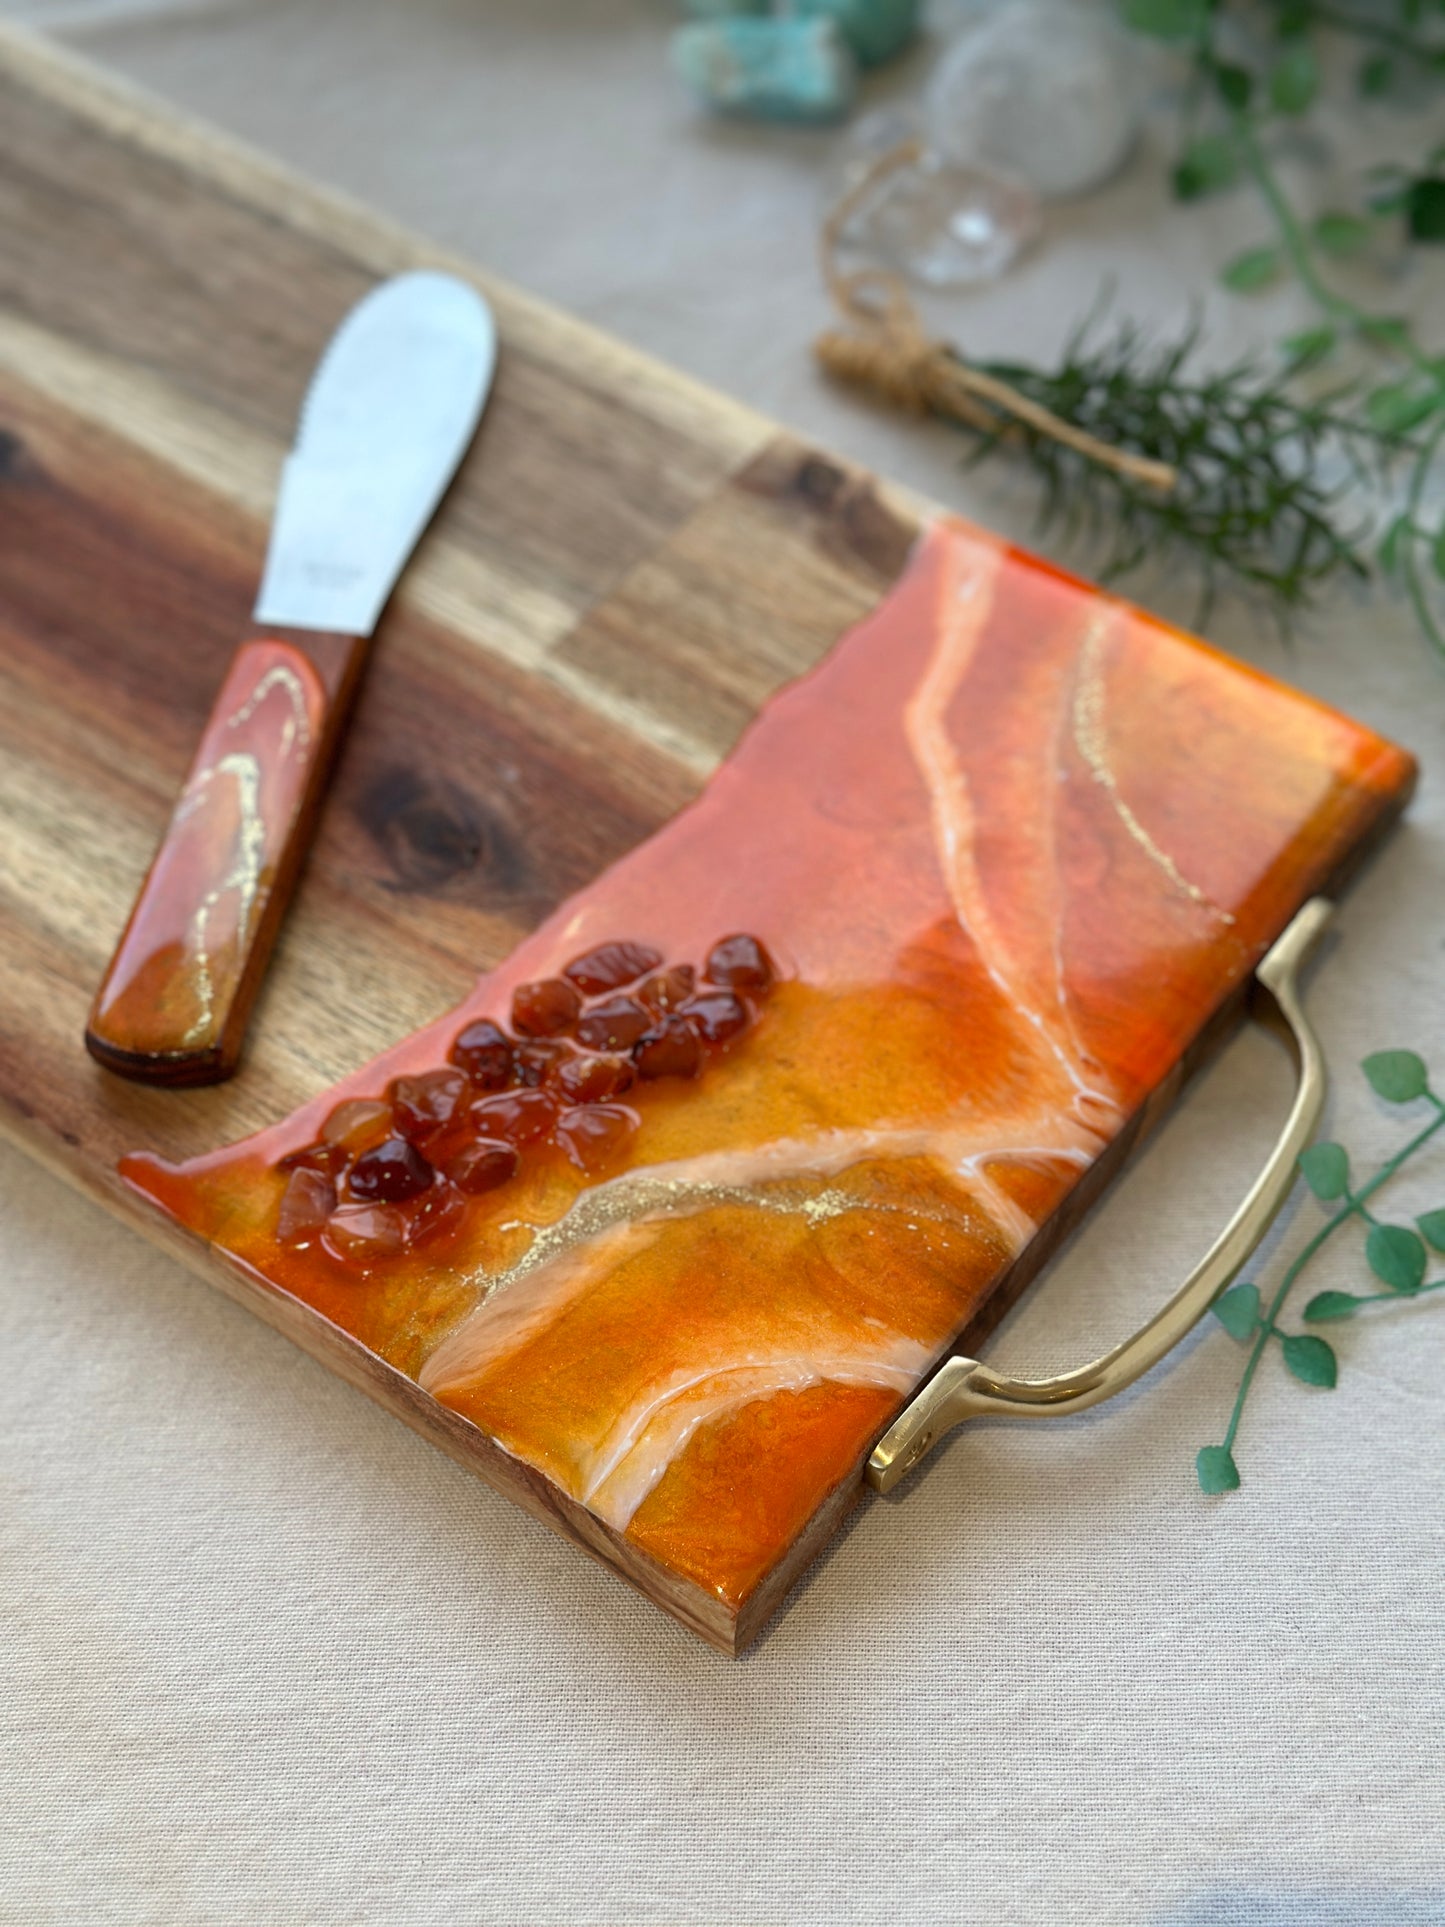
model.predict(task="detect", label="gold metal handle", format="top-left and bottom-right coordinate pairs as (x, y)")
top-left (866, 896), bottom-right (1333, 1495)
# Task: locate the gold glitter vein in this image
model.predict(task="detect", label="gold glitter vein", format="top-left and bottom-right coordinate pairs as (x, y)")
top-left (1074, 617), bottom-right (1235, 925)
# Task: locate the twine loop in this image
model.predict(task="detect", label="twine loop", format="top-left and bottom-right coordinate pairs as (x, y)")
top-left (815, 141), bottom-right (1176, 495)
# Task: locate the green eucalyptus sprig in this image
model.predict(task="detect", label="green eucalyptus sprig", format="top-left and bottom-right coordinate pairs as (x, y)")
top-left (1198, 1047), bottom-right (1445, 1493)
top-left (1126, 0), bottom-right (1445, 654)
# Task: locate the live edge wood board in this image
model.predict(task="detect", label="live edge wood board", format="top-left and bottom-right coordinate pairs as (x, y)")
top-left (0, 27), bottom-right (1415, 1654)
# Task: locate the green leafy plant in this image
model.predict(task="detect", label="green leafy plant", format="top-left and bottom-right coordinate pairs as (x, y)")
top-left (972, 314), bottom-right (1389, 626)
top-left (1197, 1047), bottom-right (1445, 1493)
top-left (1127, 0), bottom-right (1445, 655)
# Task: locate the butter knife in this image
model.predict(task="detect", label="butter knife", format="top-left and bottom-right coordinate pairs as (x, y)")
top-left (85, 270), bottom-right (497, 1086)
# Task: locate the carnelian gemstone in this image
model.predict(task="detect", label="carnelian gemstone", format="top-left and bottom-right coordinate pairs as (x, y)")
top-left (633, 1016), bottom-right (701, 1081)
top-left (512, 978), bottom-right (581, 1037)
top-left (407, 1183), bottom-right (467, 1248)
top-left (470, 1088), bottom-right (558, 1145)
top-left (277, 1140), bottom-right (349, 1179)
top-left (638, 965), bottom-right (695, 1014)
top-left (562, 941), bottom-right (662, 995)
top-left (347, 1136), bottom-right (434, 1203)
top-left (556, 1052), bottom-right (636, 1103)
top-left (448, 1019), bottom-right (513, 1090)
top-left (389, 1069), bottom-right (468, 1142)
top-left (321, 1098), bottom-right (393, 1155)
top-left (704, 934), bottom-right (775, 991)
top-left (325, 1203), bottom-right (406, 1261)
top-left (555, 1103), bottom-right (639, 1174)
top-left (513, 1039), bottom-right (574, 1088)
top-left (276, 1167), bottom-right (336, 1244)
top-left (576, 996), bottom-right (651, 1053)
top-left (448, 1138), bottom-right (520, 1195)
top-left (681, 990), bottom-right (749, 1045)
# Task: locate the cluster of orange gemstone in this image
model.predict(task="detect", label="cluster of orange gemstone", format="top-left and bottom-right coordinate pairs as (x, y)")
top-left (271, 934), bottom-right (776, 1266)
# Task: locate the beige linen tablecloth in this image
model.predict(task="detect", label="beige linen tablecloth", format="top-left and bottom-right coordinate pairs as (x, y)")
top-left (3, 5), bottom-right (1444, 1923)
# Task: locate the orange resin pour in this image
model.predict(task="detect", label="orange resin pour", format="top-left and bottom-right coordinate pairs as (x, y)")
top-left (89, 640), bottom-right (328, 1059)
top-left (122, 521), bottom-right (1415, 1612)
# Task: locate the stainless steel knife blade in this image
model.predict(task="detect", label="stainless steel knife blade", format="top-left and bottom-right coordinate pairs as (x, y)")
top-left (254, 270), bottom-right (497, 636)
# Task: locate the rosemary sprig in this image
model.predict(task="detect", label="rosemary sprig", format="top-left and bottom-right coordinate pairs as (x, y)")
top-left (932, 1), bottom-right (1445, 646)
top-left (819, 4), bottom-right (1445, 644)
top-left (1198, 1048), bottom-right (1445, 1493)
top-left (970, 316), bottom-right (1384, 628)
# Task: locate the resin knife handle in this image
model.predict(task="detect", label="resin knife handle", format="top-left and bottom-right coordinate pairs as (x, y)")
top-left (86, 630), bottom-right (367, 1087)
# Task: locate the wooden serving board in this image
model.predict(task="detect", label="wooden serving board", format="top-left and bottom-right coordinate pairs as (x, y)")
top-left (0, 27), bottom-right (1412, 1653)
